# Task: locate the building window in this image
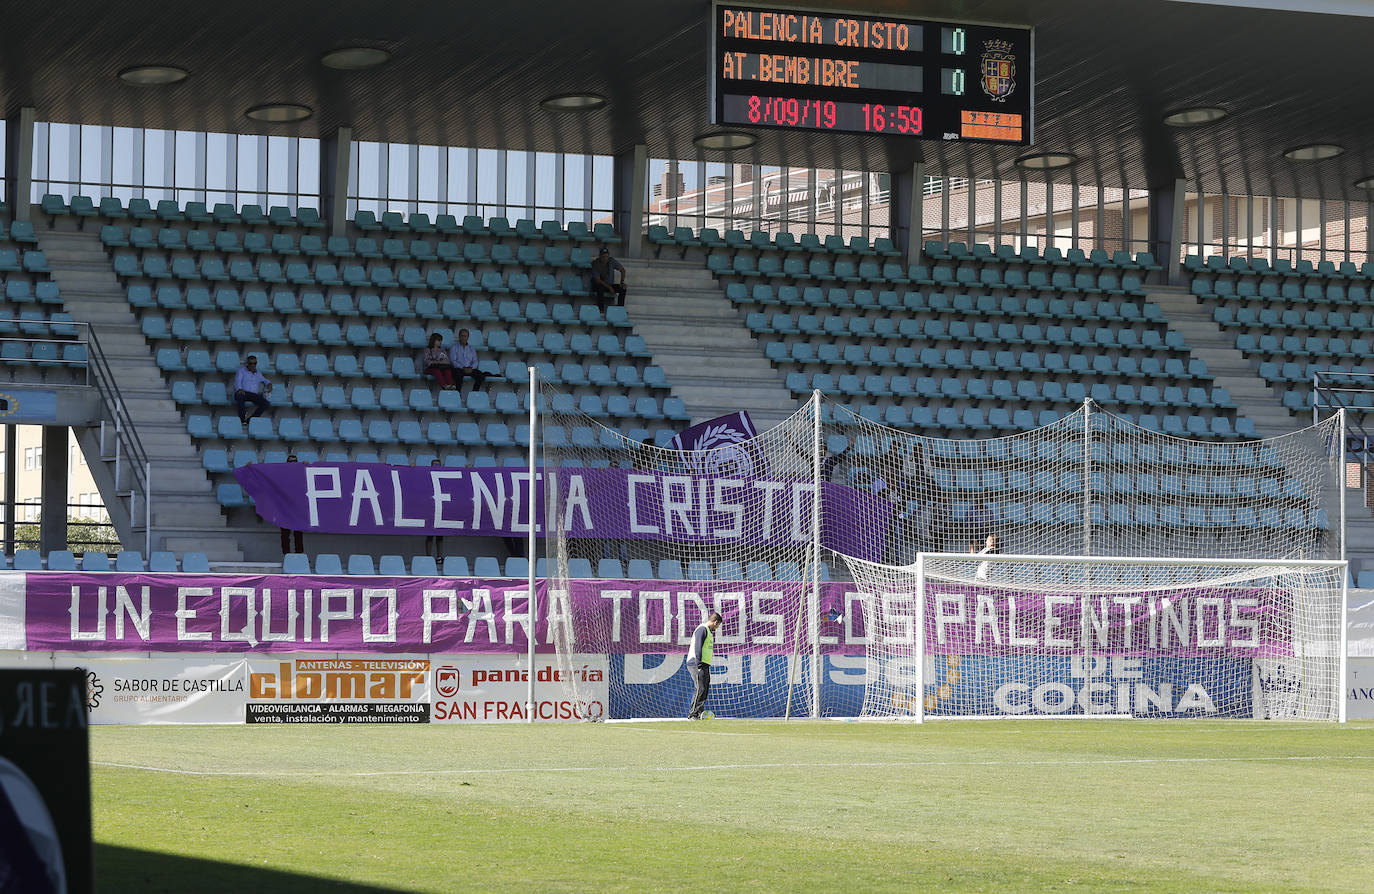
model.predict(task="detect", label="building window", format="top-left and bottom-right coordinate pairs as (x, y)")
top-left (24, 447), bottom-right (42, 471)
top-left (74, 492), bottom-right (107, 521)
top-left (32, 122), bottom-right (321, 212)
top-left (348, 142), bottom-right (614, 225)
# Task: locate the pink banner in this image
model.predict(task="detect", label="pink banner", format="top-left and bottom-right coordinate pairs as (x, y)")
top-left (18, 574), bottom-right (1292, 657)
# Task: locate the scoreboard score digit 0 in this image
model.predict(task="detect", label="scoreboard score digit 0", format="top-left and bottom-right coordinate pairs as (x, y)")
top-left (711, 4), bottom-right (1033, 144)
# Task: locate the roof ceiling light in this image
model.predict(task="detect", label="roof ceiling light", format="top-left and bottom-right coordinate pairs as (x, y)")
top-left (118, 65), bottom-right (189, 86)
top-left (539, 93), bottom-right (607, 112)
top-left (1015, 152), bottom-right (1077, 170)
top-left (321, 46), bottom-right (392, 70)
top-left (1283, 143), bottom-right (1344, 161)
top-left (245, 103), bottom-right (313, 123)
top-left (694, 131), bottom-right (757, 151)
top-left (1162, 106), bottom-right (1227, 127)
top-left (1354, 176), bottom-right (1374, 191)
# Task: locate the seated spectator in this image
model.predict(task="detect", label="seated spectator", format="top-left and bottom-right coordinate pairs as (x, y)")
top-left (422, 332), bottom-right (457, 390)
top-left (233, 354), bottom-right (273, 423)
top-left (589, 247), bottom-right (627, 308)
top-left (449, 328), bottom-right (489, 394)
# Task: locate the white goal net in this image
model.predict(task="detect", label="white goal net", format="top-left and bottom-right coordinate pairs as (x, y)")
top-left (818, 398), bottom-right (1343, 565)
top-left (538, 382), bottom-right (1347, 720)
top-left (844, 553), bottom-right (1347, 721)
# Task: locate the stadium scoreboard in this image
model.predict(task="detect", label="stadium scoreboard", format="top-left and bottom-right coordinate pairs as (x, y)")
top-left (711, 4), bottom-right (1033, 144)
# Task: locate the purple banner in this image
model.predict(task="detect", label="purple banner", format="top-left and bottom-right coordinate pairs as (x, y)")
top-left (234, 463), bottom-right (889, 560)
top-left (21, 574), bottom-right (1291, 658)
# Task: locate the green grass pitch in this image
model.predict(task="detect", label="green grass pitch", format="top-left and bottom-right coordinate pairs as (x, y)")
top-left (91, 720), bottom-right (1374, 892)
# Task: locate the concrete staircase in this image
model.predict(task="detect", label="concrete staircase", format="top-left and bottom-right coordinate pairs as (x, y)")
top-left (1150, 282), bottom-right (1374, 576)
top-left (622, 258), bottom-right (799, 426)
top-left (35, 226), bottom-right (245, 561)
top-left (1147, 284), bottom-right (1297, 438)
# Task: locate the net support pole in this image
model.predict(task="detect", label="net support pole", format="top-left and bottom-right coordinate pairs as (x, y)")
top-left (1339, 408), bottom-right (1347, 561)
top-left (1339, 408), bottom-right (1348, 723)
top-left (1082, 398), bottom-right (1092, 555)
top-left (526, 365), bottom-right (538, 723)
top-left (914, 552), bottom-right (925, 723)
top-left (810, 389), bottom-right (823, 719)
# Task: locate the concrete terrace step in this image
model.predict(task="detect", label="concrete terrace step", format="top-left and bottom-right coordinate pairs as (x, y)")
top-left (37, 225), bottom-right (249, 562)
top-left (624, 256), bottom-right (795, 427)
top-left (1146, 287), bottom-right (1301, 439)
top-left (633, 324), bottom-right (760, 348)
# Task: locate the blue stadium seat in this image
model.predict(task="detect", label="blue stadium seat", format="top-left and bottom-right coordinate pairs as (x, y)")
top-left (46, 550), bottom-right (77, 571)
top-left (441, 556), bottom-right (471, 577)
top-left (115, 551), bottom-right (146, 572)
top-left (315, 554), bottom-right (344, 574)
top-left (410, 556), bottom-right (439, 576)
top-left (282, 553), bottom-right (311, 574)
top-left (12, 550), bottom-right (42, 571)
top-left (149, 552), bottom-right (179, 573)
top-left (80, 552), bottom-right (111, 571)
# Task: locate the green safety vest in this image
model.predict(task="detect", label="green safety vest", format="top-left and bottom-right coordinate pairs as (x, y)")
top-left (702, 628), bottom-right (713, 665)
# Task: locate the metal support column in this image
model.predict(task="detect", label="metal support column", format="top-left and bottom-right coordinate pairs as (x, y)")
top-left (912, 163), bottom-right (924, 261)
top-left (613, 144), bottom-right (647, 258)
top-left (3, 425), bottom-right (15, 553)
top-left (321, 126), bottom-right (353, 238)
top-left (39, 425), bottom-right (68, 554)
top-left (1149, 177), bottom-right (1187, 284)
top-left (966, 174), bottom-right (977, 245)
top-left (5, 107), bottom-right (35, 218)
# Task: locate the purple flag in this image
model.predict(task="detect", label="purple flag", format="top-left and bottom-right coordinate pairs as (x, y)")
top-left (669, 412), bottom-right (767, 477)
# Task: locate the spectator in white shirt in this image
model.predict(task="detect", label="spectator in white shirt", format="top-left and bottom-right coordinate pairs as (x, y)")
top-left (975, 532), bottom-right (1000, 581)
top-left (448, 329), bottom-right (489, 395)
top-left (233, 355), bottom-right (273, 423)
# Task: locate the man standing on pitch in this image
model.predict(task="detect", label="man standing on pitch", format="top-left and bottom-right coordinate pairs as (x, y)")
top-left (686, 611), bottom-right (723, 720)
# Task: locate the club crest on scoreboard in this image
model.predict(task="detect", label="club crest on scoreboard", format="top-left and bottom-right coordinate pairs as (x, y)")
top-left (980, 39), bottom-right (1016, 102)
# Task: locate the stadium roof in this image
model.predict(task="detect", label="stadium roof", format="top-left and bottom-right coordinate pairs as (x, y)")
top-left (5, 0), bottom-right (1374, 197)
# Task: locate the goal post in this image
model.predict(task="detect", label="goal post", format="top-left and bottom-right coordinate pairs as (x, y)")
top-left (843, 551), bottom-right (1348, 721)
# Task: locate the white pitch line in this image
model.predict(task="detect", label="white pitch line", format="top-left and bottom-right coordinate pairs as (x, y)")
top-left (91, 753), bottom-right (1374, 779)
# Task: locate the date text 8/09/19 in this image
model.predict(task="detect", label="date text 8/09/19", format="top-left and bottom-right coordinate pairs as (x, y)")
top-left (731, 95), bottom-right (922, 134)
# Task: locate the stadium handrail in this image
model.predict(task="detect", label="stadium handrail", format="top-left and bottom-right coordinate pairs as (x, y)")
top-left (1313, 368), bottom-right (1374, 475)
top-left (83, 323), bottom-right (154, 550)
